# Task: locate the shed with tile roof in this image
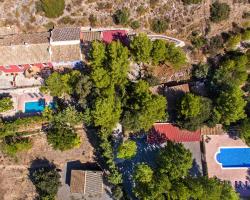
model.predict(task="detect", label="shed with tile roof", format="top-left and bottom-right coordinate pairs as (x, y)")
top-left (51, 27), bottom-right (80, 44)
top-left (70, 170), bottom-right (103, 195)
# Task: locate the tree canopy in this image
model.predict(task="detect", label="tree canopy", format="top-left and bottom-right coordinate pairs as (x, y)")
top-left (122, 80), bottom-right (167, 132)
top-left (113, 8), bottom-right (130, 25)
top-left (117, 140), bottom-right (137, 159)
top-left (150, 18), bottom-right (168, 33)
top-left (30, 166), bottom-right (61, 200)
top-left (210, 1), bottom-right (230, 23)
top-left (130, 33), bottom-right (153, 63)
top-left (41, 71), bottom-right (81, 97)
top-left (151, 39), bottom-right (167, 65)
top-left (177, 93), bottom-right (213, 131)
top-left (0, 97), bottom-right (13, 113)
top-left (41, 0), bottom-right (65, 18)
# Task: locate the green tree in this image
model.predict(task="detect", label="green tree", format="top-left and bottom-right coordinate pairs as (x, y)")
top-left (211, 55), bottom-right (248, 90)
top-left (47, 124), bottom-right (81, 151)
top-left (41, 0), bottom-right (65, 18)
top-left (191, 36), bottom-right (207, 49)
top-left (111, 185), bottom-right (124, 200)
top-left (133, 163), bottom-right (153, 183)
top-left (122, 80), bottom-right (167, 132)
top-left (216, 86), bottom-right (246, 125)
top-left (151, 39), bottom-right (167, 65)
top-left (91, 67), bottom-right (111, 89)
top-left (52, 106), bottom-right (83, 126)
top-left (30, 166), bottom-right (61, 200)
top-left (113, 8), bottom-right (130, 25)
top-left (239, 118), bottom-right (250, 145)
top-left (0, 97), bottom-right (13, 112)
top-left (130, 33), bottom-right (152, 63)
top-left (41, 71), bottom-right (81, 97)
top-left (192, 63), bottom-right (209, 80)
top-left (165, 42), bottom-right (187, 69)
top-left (89, 41), bottom-right (106, 67)
top-left (210, 1), bottom-right (230, 23)
top-left (151, 18), bottom-right (168, 33)
top-left (117, 140), bottom-right (137, 159)
top-left (156, 142), bottom-right (192, 180)
top-left (206, 35), bottom-right (224, 55)
top-left (177, 94), bottom-right (213, 130)
top-left (106, 41), bottom-right (129, 87)
top-left (91, 94), bottom-right (122, 130)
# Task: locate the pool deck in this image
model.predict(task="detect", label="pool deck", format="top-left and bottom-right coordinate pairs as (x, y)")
top-left (204, 134), bottom-right (250, 197)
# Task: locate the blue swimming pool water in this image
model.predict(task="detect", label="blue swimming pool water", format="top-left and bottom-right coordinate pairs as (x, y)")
top-left (216, 147), bottom-right (250, 168)
top-left (24, 99), bottom-right (54, 113)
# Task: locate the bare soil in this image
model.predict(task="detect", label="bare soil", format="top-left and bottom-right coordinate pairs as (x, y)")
top-left (0, 129), bottom-right (95, 200)
top-left (0, 0), bottom-right (249, 39)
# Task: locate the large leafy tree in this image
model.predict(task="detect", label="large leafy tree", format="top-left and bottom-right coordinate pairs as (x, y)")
top-left (0, 97), bottom-right (13, 112)
top-left (165, 42), bottom-right (187, 69)
top-left (106, 41), bottom-right (129, 88)
top-left (89, 40), bottom-right (106, 67)
top-left (30, 166), bottom-right (61, 200)
top-left (156, 142), bottom-right (192, 180)
top-left (41, 71), bottom-right (81, 97)
top-left (151, 39), bottom-right (167, 65)
top-left (130, 33), bottom-right (153, 63)
top-left (122, 80), bottom-right (167, 132)
top-left (133, 163), bottom-right (153, 183)
top-left (117, 140), bottom-right (137, 159)
top-left (177, 93), bottom-right (212, 131)
top-left (211, 55), bottom-right (248, 91)
top-left (216, 86), bottom-right (246, 125)
top-left (47, 123), bottom-right (81, 151)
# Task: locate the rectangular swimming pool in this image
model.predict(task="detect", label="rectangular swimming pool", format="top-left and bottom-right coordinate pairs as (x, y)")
top-left (216, 147), bottom-right (250, 168)
top-left (25, 99), bottom-right (46, 113)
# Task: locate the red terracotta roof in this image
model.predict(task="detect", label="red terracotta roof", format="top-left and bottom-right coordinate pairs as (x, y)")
top-left (0, 63), bottom-right (53, 73)
top-left (148, 123), bottom-right (201, 144)
top-left (102, 30), bottom-right (127, 43)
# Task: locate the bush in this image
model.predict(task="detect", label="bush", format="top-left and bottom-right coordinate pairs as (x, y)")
top-left (30, 166), bottom-right (61, 200)
top-left (2, 137), bottom-right (32, 157)
top-left (191, 36), bottom-right (207, 49)
top-left (0, 97), bottom-right (13, 112)
top-left (182, 0), bottom-right (202, 5)
top-left (130, 20), bottom-right (140, 30)
top-left (89, 14), bottom-right (97, 26)
top-left (113, 8), bottom-right (130, 25)
top-left (47, 124), bottom-right (81, 151)
top-left (226, 34), bottom-right (241, 49)
top-left (117, 140), bottom-right (137, 159)
top-left (206, 35), bottom-right (224, 54)
top-left (210, 1), bottom-right (230, 23)
top-left (242, 29), bottom-right (250, 41)
top-left (192, 63), bottom-right (209, 80)
top-left (151, 18), bottom-right (168, 33)
top-left (41, 0), bottom-right (65, 18)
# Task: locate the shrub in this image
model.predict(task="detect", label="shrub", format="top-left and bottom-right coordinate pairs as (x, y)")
top-left (117, 140), bottom-right (137, 159)
top-left (210, 1), bottom-right (230, 23)
top-left (47, 124), bottom-right (81, 151)
top-left (149, 0), bottom-right (160, 8)
top-left (151, 18), bottom-right (168, 33)
top-left (242, 29), bottom-right (250, 41)
top-left (41, 0), bottom-right (65, 18)
top-left (191, 36), bottom-right (207, 49)
top-left (2, 137), bottom-right (32, 157)
top-left (130, 20), bottom-right (140, 29)
top-left (192, 63), bottom-right (209, 80)
top-left (182, 0), bottom-right (202, 5)
top-left (113, 8), bottom-right (130, 25)
top-left (226, 34), bottom-right (241, 49)
top-left (0, 97), bottom-right (13, 112)
top-left (30, 166), bottom-right (61, 200)
top-left (206, 35), bottom-right (224, 54)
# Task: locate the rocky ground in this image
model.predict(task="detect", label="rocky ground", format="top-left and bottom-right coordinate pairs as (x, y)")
top-left (0, 0), bottom-right (249, 40)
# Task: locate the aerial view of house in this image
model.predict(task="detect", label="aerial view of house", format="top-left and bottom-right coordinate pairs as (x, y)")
top-left (0, 0), bottom-right (250, 200)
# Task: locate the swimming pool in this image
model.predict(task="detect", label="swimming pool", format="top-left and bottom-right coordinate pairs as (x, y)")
top-left (216, 147), bottom-right (250, 168)
top-left (24, 99), bottom-right (54, 113)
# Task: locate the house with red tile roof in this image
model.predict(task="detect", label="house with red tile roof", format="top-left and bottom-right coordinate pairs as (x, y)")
top-left (148, 123), bottom-right (202, 144)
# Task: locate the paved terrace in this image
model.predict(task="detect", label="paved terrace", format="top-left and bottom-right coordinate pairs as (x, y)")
top-left (204, 134), bottom-right (250, 197)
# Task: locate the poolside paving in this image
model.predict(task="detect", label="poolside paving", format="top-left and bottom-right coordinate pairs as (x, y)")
top-left (204, 134), bottom-right (250, 197)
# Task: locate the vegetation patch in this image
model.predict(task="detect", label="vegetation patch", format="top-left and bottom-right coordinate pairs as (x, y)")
top-left (40, 0), bottom-right (65, 18)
